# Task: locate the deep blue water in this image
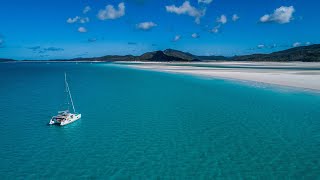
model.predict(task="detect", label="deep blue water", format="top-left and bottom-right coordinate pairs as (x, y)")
top-left (0, 62), bottom-right (320, 179)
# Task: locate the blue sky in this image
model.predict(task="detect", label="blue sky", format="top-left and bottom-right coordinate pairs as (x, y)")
top-left (0, 0), bottom-right (319, 60)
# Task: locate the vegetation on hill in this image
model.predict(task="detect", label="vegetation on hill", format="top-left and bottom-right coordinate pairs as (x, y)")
top-left (0, 58), bottom-right (14, 62)
top-left (232, 44), bottom-right (320, 62)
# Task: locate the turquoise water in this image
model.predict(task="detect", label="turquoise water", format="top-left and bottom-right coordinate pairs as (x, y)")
top-left (0, 62), bottom-right (320, 179)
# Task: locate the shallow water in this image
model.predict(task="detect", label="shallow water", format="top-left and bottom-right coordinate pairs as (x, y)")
top-left (0, 62), bottom-right (319, 179)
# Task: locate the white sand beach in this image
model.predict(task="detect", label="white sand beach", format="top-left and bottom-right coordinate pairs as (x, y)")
top-left (118, 62), bottom-right (320, 91)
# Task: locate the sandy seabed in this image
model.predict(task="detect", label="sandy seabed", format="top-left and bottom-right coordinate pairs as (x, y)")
top-left (118, 61), bottom-right (320, 91)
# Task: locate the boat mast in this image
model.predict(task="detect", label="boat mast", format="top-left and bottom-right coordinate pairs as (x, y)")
top-left (65, 73), bottom-right (76, 113)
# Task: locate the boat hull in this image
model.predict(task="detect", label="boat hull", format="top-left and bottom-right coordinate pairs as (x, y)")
top-left (60, 114), bottom-right (81, 126)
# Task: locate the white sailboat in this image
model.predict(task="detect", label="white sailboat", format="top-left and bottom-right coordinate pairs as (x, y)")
top-left (49, 73), bottom-right (81, 126)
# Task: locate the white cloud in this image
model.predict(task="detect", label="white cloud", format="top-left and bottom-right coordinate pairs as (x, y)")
top-left (83, 6), bottom-right (91, 14)
top-left (232, 14), bottom-right (239, 21)
top-left (217, 15), bottom-right (227, 24)
top-left (78, 27), bottom-right (87, 33)
top-left (293, 42), bottom-right (301, 47)
top-left (79, 17), bottom-right (90, 23)
top-left (211, 24), bottom-right (221, 33)
top-left (270, 44), bottom-right (277, 48)
top-left (211, 15), bottom-right (227, 33)
top-left (198, 0), bottom-right (213, 4)
top-left (191, 33), bottom-right (199, 38)
top-left (67, 16), bottom-right (89, 24)
top-left (260, 6), bottom-right (295, 24)
top-left (257, 44), bottom-right (265, 49)
top-left (98, 2), bottom-right (125, 20)
top-left (211, 28), bottom-right (218, 33)
top-left (136, 22), bottom-right (157, 30)
top-left (165, 1), bottom-right (206, 24)
top-left (67, 16), bottom-right (80, 23)
top-left (173, 35), bottom-right (181, 42)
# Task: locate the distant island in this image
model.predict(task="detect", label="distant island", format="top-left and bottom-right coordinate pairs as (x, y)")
top-left (1, 44), bottom-right (320, 62)
top-left (0, 58), bottom-right (15, 62)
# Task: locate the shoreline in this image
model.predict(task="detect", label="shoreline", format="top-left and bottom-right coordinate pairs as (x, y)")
top-left (116, 61), bottom-right (320, 92)
top-left (3, 60), bottom-right (320, 92)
